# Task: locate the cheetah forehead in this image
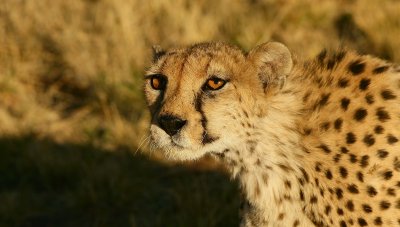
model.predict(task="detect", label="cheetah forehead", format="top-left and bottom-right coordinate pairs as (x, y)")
top-left (146, 42), bottom-right (247, 77)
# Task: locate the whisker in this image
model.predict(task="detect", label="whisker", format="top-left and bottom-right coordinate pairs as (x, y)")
top-left (135, 135), bottom-right (151, 154)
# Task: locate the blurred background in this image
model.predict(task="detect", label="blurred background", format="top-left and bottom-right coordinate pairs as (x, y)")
top-left (0, 0), bottom-right (399, 226)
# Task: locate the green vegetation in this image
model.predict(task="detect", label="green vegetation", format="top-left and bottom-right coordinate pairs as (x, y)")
top-left (0, 0), bottom-right (399, 226)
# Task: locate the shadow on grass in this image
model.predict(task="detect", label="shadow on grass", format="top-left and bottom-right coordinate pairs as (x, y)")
top-left (0, 137), bottom-right (240, 227)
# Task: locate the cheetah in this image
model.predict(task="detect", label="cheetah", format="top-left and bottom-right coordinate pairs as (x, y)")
top-left (144, 41), bottom-right (400, 227)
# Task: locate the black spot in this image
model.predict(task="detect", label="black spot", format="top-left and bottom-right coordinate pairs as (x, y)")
top-left (310, 196), bottom-right (318, 203)
top-left (377, 149), bottom-right (389, 159)
top-left (346, 132), bottom-right (356, 144)
top-left (337, 208), bottom-right (344, 215)
top-left (303, 91), bottom-right (311, 102)
top-left (380, 200), bottom-right (391, 210)
top-left (382, 170), bottom-right (393, 180)
top-left (333, 153), bottom-right (341, 163)
top-left (340, 220), bottom-right (347, 227)
top-left (374, 125), bottom-right (384, 134)
top-left (387, 134), bottom-right (398, 144)
top-left (327, 59), bottom-right (335, 70)
top-left (376, 107), bottom-right (390, 122)
top-left (300, 168), bottom-right (310, 183)
top-left (346, 200), bottom-right (354, 211)
top-left (317, 49), bottom-right (327, 64)
top-left (347, 184), bottom-right (359, 194)
top-left (299, 190), bottom-right (304, 201)
top-left (278, 164), bottom-right (292, 172)
top-left (341, 98), bottom-right (351, 111)
top-left (362, 204), bottom-right (373, 213)
top-left (284, 180), bottom-right (292, 189)
top-left (374, 217), bottom-right (383, 225)
top-left (311, 218), bottom-right (325, 227)
top-left (339, 167), bottom-right (348, 178)
top-left (358, 218), bottom-right (368, 226)
top-left (318, 144), bottom-right (332, 153)
top-left (320, 122), bottom-right (330, 131)
top-left (373, 65), bottom-right (389, 74)
top-left (387, 188), bottom-right (396, 196)
top-left (381, 89), bottom-right (397, 100)
top-left (363, 134), bottom-right (375, 147)
top-left (354, 108), bottom-right (368, 121)
top-left (348, 59), bottom-right (365, 75)
top-left (367, 186), bottom-right (377, 197)
top-left (338, 78), bottom-right (349, 88)
top-left (315, 162), bottom-right (322, 172)
top-left (365, 94), bottom-right (374, 104)
top-left (394, 157), bottom-right (400, 172)
top-left (360, 155), bottom-right (370, 167)
top-left (359, 78), bottom-right (370, 90)
top-left (326, 170), bottom-right (333, 180)
top-left (357, 171), bottom-right (364, 182)
top-left (325, 205), bottom-right (331, 215)
top-left (334, 118), bottom-right (343, 131)
top-left (335, 51), bottom-right (346, 63)
top-left (336, 188), bottom-right (343, 199)
top-left (319, 93), bottom-right (331, 107)
top-left (349, 154), bottom-right (357, 163)
top-left (340, 147), bottom-right (349, 153)
top-left (202, 131), bottom-right (216, 144)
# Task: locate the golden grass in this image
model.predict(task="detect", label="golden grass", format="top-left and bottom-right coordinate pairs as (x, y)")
top-left (0, 0), bottom-right (399, 151)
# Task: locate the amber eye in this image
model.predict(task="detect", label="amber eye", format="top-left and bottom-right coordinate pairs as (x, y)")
top-left (205, 77), bottom-right (226, 90)
top-left (150, 75), bottom-right (166, 90)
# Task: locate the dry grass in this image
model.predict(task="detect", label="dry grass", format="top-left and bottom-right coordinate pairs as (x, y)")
top-left (0, 0), bottom-right (399, 226)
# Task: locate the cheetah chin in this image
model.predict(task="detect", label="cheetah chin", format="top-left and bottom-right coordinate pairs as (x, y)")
top-left (149, 122), bottom-right (235, 161)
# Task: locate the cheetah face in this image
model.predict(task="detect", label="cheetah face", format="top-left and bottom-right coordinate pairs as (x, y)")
top-left (144, 42), bottom-right (292, 160)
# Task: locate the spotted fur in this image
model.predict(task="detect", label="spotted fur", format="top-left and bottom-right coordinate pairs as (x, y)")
top-left (144, 42), bottom-right (400, 227)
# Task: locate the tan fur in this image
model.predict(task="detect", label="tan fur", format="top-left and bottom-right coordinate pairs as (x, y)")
top-left (144, 42), bottom-right (400, 227)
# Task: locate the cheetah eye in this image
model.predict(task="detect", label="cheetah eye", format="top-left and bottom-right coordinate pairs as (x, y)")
top-left (205, 77), bottom-right (227, 91)
top-left (149, 74), bottom-right (167, 90)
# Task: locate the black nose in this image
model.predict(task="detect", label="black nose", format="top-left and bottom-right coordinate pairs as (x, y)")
top-left (158, 115), bottom-right (187, 136)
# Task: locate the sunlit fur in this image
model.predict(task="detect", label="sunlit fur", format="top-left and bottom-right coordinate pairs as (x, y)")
top-left (145, 42), bottom-right (400, 226)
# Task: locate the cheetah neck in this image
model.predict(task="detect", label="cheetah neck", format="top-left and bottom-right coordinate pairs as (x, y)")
top-left (221, 88), bottom-right (317, 226)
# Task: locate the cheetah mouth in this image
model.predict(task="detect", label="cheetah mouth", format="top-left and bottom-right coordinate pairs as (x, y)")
top-left (149, 125), bottom-right (228, 160)
top-left (169, 139), bottom-right (186, 149)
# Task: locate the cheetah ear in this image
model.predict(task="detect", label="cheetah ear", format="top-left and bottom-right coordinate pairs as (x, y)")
top-left (247, 42), bottom-right (293, 90)
top-left (152, 45), bottom-right (166, 62)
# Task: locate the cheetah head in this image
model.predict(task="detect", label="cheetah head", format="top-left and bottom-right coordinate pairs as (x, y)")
top-left (144, 42), bottom-right (292, 160)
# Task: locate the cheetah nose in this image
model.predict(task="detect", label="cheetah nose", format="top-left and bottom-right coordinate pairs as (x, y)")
top-left (158, 115), bottom-right (187, 136)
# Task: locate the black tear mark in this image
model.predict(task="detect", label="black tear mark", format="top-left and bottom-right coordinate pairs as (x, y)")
top-left (195, 92), bottom-right (218, 144)
top-left (149, 90), bottom-right (166, 123)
